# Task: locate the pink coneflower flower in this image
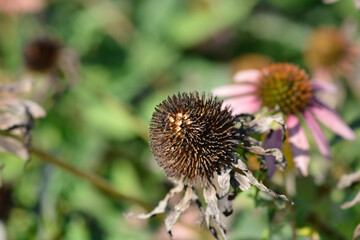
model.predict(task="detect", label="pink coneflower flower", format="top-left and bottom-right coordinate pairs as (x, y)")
top-left (213, 63), bottom-right (355, 176)
top-left (0, 0), bottom-right (44, 14)
top-left (304, 25), bottom-right (360, 108)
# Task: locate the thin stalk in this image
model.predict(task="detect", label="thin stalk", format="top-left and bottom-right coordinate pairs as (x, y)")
top-left (31, 147), bottom-right (152, 211)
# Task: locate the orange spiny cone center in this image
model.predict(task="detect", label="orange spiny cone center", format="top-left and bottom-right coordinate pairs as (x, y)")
top-left (256, 63), bottom-right (313, 115)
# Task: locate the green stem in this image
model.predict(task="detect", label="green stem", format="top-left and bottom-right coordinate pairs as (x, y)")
top-left (31, 147), bottom-right (152, 211)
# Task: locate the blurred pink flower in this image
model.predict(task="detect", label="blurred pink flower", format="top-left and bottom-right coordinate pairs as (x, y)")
top-left (323, 0), bottom-right (360, 9)
top-left (0, 0), bottom-right (44, 14)
top-left (304, 24), bottom-right (360, 108)
top-left (213, 63), bottom-right (355, 176)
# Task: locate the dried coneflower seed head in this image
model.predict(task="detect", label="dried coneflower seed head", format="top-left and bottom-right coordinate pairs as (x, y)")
top-left (24, 38), bottom-right (60, 72)
top-left (256, 63), bottom-right (313, 115)
top-left (149, 92), bottom-right (238, 183)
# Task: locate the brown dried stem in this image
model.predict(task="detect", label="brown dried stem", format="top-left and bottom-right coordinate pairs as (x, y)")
top-left (31, 147), bottom-right (152, 211)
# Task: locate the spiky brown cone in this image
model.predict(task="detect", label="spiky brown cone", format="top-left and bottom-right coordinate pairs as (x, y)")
top-left (149, 92), bottom-right (238, 183)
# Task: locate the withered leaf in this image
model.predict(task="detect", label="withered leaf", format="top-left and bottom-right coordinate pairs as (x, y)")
top-left (341, 191), bottom-right (360, 209)
top-left (245, 114), bottom-right (286, 140)
top-left (234, 159), bottom-right (293, 204)
top-left (353, 223), bottom-right (360, 240)
top-left (337, 171), bottom-right (360, 189)
top-left (242, 146), bottom-right (287, 171)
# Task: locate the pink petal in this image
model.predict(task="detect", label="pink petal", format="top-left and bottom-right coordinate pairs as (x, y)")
top-left (287, 115), bottom-right (310, 176)
top-left (212, 84), bottom-right (256, 98)
top-left (222, 95), bottom-right (261, 115)
top-left (323, 0), bottom-right (339, 3)
top-left (0, 0), bottom-right (44, 13)
top-left (233, 69), bottom-right (261, 84)
top-left (311, 81), bottom-right (337, 93)
top-left (264, 129), bottom-right (282, 177)
top-left (303, 110), bottom-right (331, 159)
top-left (309, 98), bottom-right (355, 140)
top-left (312, 67), bottom-right (334, 83)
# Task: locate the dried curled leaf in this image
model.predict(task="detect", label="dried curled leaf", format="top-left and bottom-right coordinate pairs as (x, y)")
top-left (338, 171), bottom-right (360, 239)
top-left (337, 171), bottom-right (360, 189)
top-left (234, 159), bottom-right (293, 204)
top-left (353, 223), bottom-right (360, 240)
top-left (238, 114), bottom-right (287, 173)
top-left (243, 146), bottom-right (287, 171)
top-left (244, 114), bottom-right (286, 141)
top-left (220, 158), bottom-right (292, 219)
top-left (341, 191), bottom-right (360, 209)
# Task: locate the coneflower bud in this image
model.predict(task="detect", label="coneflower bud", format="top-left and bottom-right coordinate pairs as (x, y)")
top-left (256, 63), bottom-right (313, 115)
top-left (149, 92), bottom-right (238, 183)
top-left (23, 38), bottom-right (60, 72)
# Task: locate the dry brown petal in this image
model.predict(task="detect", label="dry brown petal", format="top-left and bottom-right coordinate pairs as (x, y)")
top-left (0, 99), bottom-right (45, 119)
top-left (165, 186), bottom-right (194, 238)
top-left (0, 80), bottom-right (32, 96)
top-left (22, 100), bottom-right (46, 118)
top-left (341, 191), bottom-right (360, 209)
top-left (0, 113), bottom-right (27, 131)
top-left (234, 172), bottom-right (251, 191)
top-left (125, 182), bottom-right (184, 219)
top-left (203, 183), bottom-right (227, 240)
top-left (0, 136), bottom-right (29, 160)
top-left (0, 98), bottom-right (27, 116)
top-left (217, 169), bottom-right (231, 198)
top-left (337, 171), bottom-right (360, 189)
top-left (221, 169), bottom-right (253, 217)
